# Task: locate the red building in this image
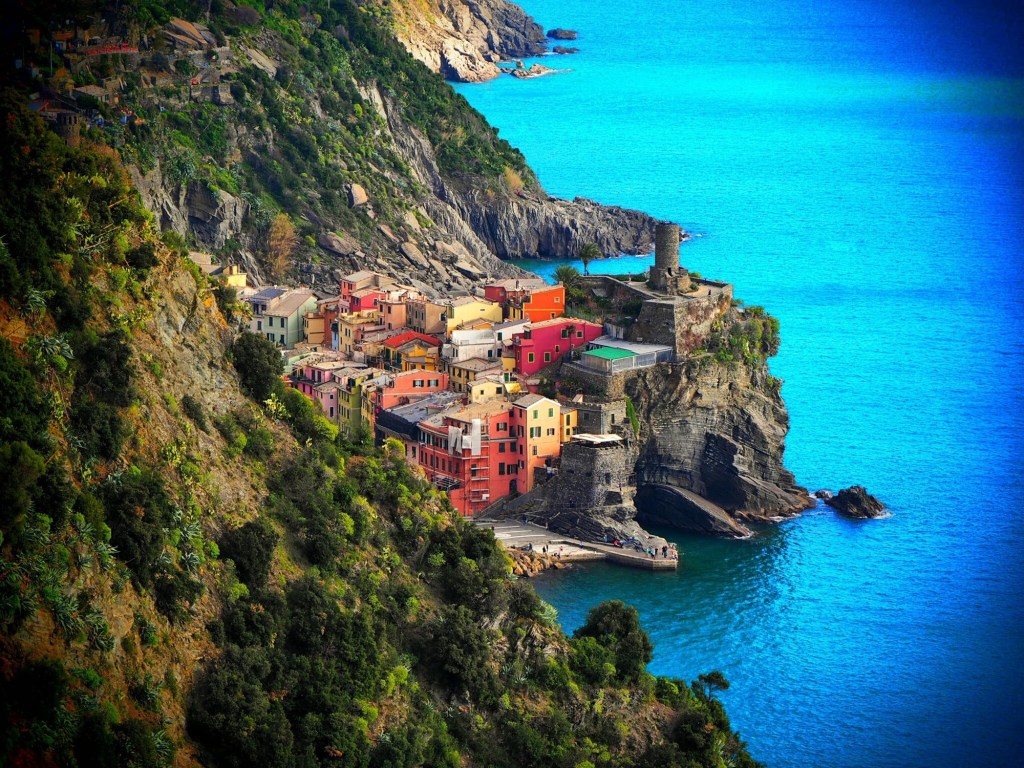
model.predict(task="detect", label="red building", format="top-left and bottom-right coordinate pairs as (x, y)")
top-left (417, 399), bottom-right (519, 516)
top-left (512, 318), bottom-right (603, 376)
top-left (485, 278), bottom-right (566, 323)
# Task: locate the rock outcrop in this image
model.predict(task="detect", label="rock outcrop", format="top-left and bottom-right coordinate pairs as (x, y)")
top-left (824, 486), bottom-right (888, 519)
top-left (628, 360), bottom-right (813, 536)
top-left (546, 28), bottom-right (578, 40)
top-left (390, 0), bottom-right (548, 82)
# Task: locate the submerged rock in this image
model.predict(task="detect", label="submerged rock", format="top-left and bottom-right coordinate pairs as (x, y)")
top-left (824, 485), bottom-right (887, 519)
top-left (813, 489), bottom-right (833, 500)
top-left (553, 46), bottom-right (580, 54)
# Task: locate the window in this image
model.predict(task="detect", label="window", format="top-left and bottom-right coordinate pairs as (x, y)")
top-left (528, 353), bottom-right (535, 363)
top-left (555, 346), bottom-right (560, 354)
top-left (577, 330), bottom-right (584, 338)
top-left (499, 463), bottom-right (506, 475)
top-left (329, 407), bottom-right (335, 417)
top-left (257, 320), bottom-right (262, 331)
top-left (611, 415), bottom-right (616, 424)
top-left (532, 410), bottom-right (538, 419)
top-left (561, 329), bottom-right (568, 338)
top-left (495, 387), bottom-right (502, 394)
top-left (279, 334), bottom-right (284, 344)
top-left (413, 379), bottom-right (424, 388)
top-left (550, 313), bottom-right (555, 319)
top-left (532, 445), bottom-right (538, 456)
top-left (519, 460), bottom-right (525, 468)
top-left (549, 408), bottom-right (554, 417)
top-left (499, 443), bottom-right (506, 453)
top-left (268, 317), bottom-right (274, 327)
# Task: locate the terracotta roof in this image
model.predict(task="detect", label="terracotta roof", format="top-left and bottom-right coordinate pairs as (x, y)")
top-left (382, 331), bottom-right (440, 349)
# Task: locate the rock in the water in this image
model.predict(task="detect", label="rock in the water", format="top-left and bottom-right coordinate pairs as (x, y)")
top-left (348, 183), bottom-right (369, 207)
top-left (824, 485), bottom-right (887, 519)
top-left (552, 46), bottom-right (580, 54)
top-left (813, 489), bottom-right (833, 500)
top-left (547, 28), bottom-right (578, 40)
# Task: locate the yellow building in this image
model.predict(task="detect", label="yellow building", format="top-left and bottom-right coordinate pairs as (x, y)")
top-left (445, 297), bottom-right (502, 332)
top-left (512, 394), bottom-right (562, 492)
top-left (337, 310), bottom-right (381, 356)
top-left (559, 404), bottom-right (578, 442)
top-left (448, 357), bottom-right (503, 394)
top-left (333, 367), bottom-right (383, 437)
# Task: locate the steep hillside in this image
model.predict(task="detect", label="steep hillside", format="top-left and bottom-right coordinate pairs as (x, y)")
top-left (12, 0), bottom-right (656, 295)
top-left (0, 97), bottom-right (763, 767)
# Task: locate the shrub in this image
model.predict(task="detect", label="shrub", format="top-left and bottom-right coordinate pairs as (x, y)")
top-left (180, 394), bottom-right (208, 431)
top-left (219, 518), bottom-right (278, 591)
top-left (231, 332), bottom-right (283, 401)
top-left (573, 600), bottom-right (653, 684)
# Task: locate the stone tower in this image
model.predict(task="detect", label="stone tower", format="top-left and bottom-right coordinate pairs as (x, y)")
top-left (55, 112), bottom-right (82, 147)
top-left (648, 222), bottom-right (687, 293)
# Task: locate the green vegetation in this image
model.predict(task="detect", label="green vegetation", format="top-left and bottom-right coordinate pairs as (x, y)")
top-left (704, 305), bottom-right (781, 366)
top-left (0, 12), bottom-right (764, 768)
top-left (231, 331), bottom-right (285, 401)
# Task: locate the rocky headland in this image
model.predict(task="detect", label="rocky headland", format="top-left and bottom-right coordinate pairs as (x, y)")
top-left (389, 0), bottom-right (549, 82)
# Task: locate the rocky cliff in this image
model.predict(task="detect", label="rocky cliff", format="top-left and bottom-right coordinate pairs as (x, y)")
top-left (628, 359), bottom-right (813, 535)
top-left (388, 0), bottom-right (548, 82)
top-left (121, 5), bottom-right (654, 295)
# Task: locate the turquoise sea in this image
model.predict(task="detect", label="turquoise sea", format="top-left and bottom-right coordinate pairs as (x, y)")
top-left (454, 1), bottom-right (1024, 766)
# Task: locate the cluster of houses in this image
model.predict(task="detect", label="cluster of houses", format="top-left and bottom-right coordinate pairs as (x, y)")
top-left (230, 268), bottom-right (661, 516)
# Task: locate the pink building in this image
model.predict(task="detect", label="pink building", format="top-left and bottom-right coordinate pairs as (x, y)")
top-left (373, 369), bottom-right (450, 411)
top-left (512, 318), bottom-right (603, 376)
top-left (291, 357), bottom-right (361, 421)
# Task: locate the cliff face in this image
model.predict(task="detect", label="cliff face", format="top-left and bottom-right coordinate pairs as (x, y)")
top-left (389, 0), bottom-right (548, 82)
top-left (628, 360), bottom-right (813, 534)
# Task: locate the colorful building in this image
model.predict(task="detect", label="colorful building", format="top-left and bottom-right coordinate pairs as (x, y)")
top-left (337, 311), bottom-right (383, 357)
top-left (448, 357), bottom-right (503, 394)
top-left (406, 296), bottom-right (447, 335)
top-left (339, 270), bottom-right (394, 312)
top-left (247, 287), bottom-right (319, 347)
top-left (379, 331), bottom-right (441, 371)
top-left (445, 296), bottom-right (502, 332)
top-left (417, 399), bottom-right (519, 516)
top-left (485, 278), bottom-right (566, 322)
top-left (374, 391), bottom-right (460, 462)
top-left (510, 394), bottom-right (562, 493)
top-left (512, 318), bottom-right (603, 376)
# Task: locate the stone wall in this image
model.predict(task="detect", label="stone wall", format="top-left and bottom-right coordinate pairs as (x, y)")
top-left (560, 361), bottom-right (641, 399)
top-left (630, 293), bottom-right (730, 355)
top-left (574, 398), bottom-right (627, 434)
top-left (487, 437), bottom-right (648, 542)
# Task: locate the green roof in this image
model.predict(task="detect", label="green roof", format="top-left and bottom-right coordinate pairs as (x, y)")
top-left (583, 347), bottom-right (635, 360)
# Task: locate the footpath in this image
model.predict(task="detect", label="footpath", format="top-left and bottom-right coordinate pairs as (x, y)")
top-left (474, 519), bottom-right (678, 573)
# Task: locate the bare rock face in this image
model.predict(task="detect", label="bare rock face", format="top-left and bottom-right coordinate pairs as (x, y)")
top-left (824, 486), bottom-right (888, 519)
top-left (391, 0), bottom-right (548, 82)
top-left (451, 191), bottom-right (658, 260)
top-left (629, 361), bottom-right (813, 535)
top-left (348, 183), bottom-right (369, 207)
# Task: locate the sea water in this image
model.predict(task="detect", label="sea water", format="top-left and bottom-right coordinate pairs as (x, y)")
top-left (453, 1), bottom-right (1024, 766)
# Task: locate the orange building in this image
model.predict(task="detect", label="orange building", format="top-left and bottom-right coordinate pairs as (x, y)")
top-left (485, 278), bottom-right (566, 323)
top-left (510, 394), bottom-right (562, 492)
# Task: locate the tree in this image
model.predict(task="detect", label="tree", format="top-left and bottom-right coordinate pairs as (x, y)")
top-left (577, 242), bottom-right (601, 276)
top-left (266, 213), bottom-right (297, 280)
top-left (573, 600), bottom-right (653, 683)
top-left (231, 332), bottom-right (283, 401)
top-left (553, 264), bottom-right (581, 290)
